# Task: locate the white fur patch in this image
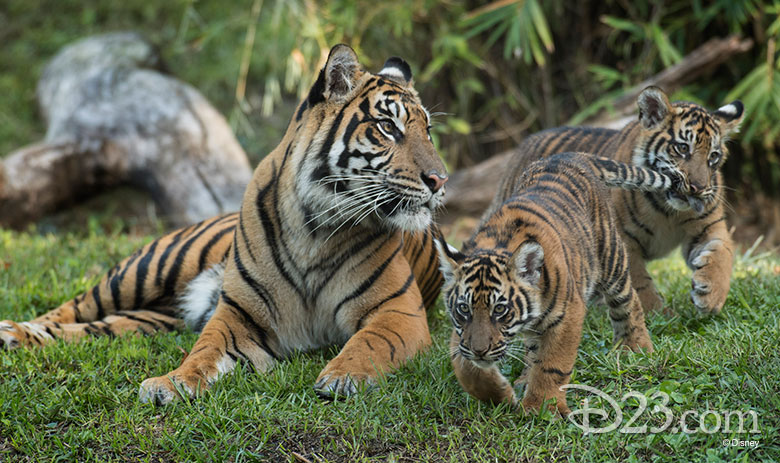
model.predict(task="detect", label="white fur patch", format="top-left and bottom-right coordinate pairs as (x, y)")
top-left (717, 104), bottom-right (737, 116)
top-left (179, 263), bottom-right (224, 332)
top-left (378, 67), bottom-right (406, 81)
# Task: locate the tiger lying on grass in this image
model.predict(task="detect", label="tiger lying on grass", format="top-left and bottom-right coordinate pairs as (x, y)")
top-left (491, 87), bottom-right (744, 314)
top-left (437, 153), bottom-right (674, 415)
top-left (0, 44), bottom-right (447, 405)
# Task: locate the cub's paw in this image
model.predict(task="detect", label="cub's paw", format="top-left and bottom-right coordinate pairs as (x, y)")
top-left (690, 272), bottom-right (727, 315)
top-left (139, 375), bottom-right (201, 406)
top-left (521, 393), bottom-right (569, 417)
top-left (0, 320), bottom-right (53, 349)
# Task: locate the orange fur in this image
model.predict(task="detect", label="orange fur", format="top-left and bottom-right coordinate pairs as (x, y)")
top-left (1, 45), bottom-right (445, 405)
top-left (491, 87), bottom-right (744, 314)
top-left (438, 153), bottom-right (663, 415)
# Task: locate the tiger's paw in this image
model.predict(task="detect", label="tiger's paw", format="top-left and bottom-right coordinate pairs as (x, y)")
top-left (690, 272), bottom-right (728, 315)
top-left (314, 359), bottom-right (380, 398)
top-left (138, 374), bottom-right (201, 406)
top-left (688, 240), bottom-right (730, 315)
top-left (521, 393), bottom-right (569, 417)
top-left (0, 320), bottom-right (53, 349)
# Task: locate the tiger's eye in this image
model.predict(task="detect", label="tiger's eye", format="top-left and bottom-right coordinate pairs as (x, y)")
top-left (675, 142), bottom-right (690, 155)
top-left (493, 304), bottom-right (509, 317)
top-left (379, 120), bottom-right (396, 134)
top-left (708, 151), bottom-right (721, 166)
top-left (455, 302), bottom-right (470, 315)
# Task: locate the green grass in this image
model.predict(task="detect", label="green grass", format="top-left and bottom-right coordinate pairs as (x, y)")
top-left (1, 227), bottom-right (778, 462)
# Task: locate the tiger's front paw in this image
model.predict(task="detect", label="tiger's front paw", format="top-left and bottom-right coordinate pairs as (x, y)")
top-left (314, 358), bottom-right (379, 398)
top-left (690, 270), bottom-right (728, 315)
top-left (688, 239), bottom-right (730, 314)
top-left (0, 320), bottom-right (52, 349)
top-left (522, 392), bottom-right (569, 417)
top-left (138, 374), bottom-right (202, 406)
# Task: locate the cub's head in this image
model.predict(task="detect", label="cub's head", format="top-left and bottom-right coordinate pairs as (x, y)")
top-left (634, 86), bottom-right (743, 214)
top-left (436, 239), bottom-right (544, 367)
top-left (296, 44), bottom-right (446, 232)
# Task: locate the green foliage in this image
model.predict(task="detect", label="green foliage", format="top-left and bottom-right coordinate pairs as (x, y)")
top-left (1, 229), bottom-right (779, 461)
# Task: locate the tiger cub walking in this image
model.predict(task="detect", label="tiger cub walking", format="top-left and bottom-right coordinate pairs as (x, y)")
top-left (437, 153), bottom-right (673, 415)
top-left (491, 87), bottom-right (744, 314)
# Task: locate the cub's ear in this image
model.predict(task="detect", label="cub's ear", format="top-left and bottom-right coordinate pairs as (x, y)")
top-left (510, 241), bottom-right (544, 286)
top-left (713, 100), bottom-right (744, 135)
top-left (307, 44), bottom-right (362, 106)
top-left (378, 57), bottom-right (413, 86)
top-left (434, 236), bottom-right (465, 284)
top-left (637, 86), bottom-right (673, 130)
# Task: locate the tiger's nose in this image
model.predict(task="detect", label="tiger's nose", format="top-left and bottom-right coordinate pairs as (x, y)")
top-left (421, 171), bottom-right (448, 193)
top-left (689, 182), bottom-right (702, 194)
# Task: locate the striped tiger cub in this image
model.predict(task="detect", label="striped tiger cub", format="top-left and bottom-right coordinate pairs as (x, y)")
top-left (491, 87), bottom-right (744, 314)
top-left (437, 153), bottom-right (673, 415)
top-left (0, 45), bottom-right (447, 404)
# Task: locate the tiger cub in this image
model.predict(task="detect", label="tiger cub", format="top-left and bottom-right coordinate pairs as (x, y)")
top-left (491, 87), bottom-right (744, 314)
top-left (437, 153), bottom-right (673, 415)
top-left (0, 45), bottom-right (447, 404)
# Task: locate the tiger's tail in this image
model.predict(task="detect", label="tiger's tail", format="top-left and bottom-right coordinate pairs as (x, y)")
top-left (587, 155), bottom-right (674, 192)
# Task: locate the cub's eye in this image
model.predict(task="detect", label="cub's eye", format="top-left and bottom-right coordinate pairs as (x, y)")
top-left (455, 302), bottom-right (470, 316)
top-left (674, 142), bottom-right (690, 156)
top-left (378, 120), bottom-right (397, 135)
top-left (708, 151), bottom-right (721, 167)
top-left (493, 304), bottom-right (509, 317)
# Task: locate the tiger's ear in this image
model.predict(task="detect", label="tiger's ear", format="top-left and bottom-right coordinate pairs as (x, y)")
top-left (637, 86), bottom-right (673, 130)
top-left (434, 236), bottom-right (465, 284)
top-left (307, 44), bottom-right (362, 106)
top-left (713, 100), bottom-right (744, 136)
top-left (510, 241), bottom-right (544, 286)
top-left (378, 57), bottom-right (413, 86)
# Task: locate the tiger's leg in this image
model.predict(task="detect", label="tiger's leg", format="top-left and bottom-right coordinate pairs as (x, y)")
top-left (0, 311), bottom-right (185, 349)
top-left (603, 240), bottom-right (654, 351)
top-left (1, 214), bottom-right (236, 350)
top-left (138, 296), bottom-right (276, 405)
top-left (521, 298), bottom-right (586, 416)
top-left (625, 247), bottom-right (664, 313)
top-left (604, 287), bottom-right (654, 352)
top-left (450, 330), bottom-right (515, 405)
top-left (314, 287), bottom-right (431, 397)
top-left (682, 218), bottom-right (734, 314)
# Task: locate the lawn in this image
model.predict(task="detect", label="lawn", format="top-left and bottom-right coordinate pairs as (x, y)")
top-left (0, 226), bottom-right (778, 462)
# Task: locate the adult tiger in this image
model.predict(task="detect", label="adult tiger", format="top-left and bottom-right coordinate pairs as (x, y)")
top-left (0, 45), bottom-right (447, 404)
top-left (488, 87), bottom-right (744, 314)
top-left (437, 153), bottom-right (671, 415)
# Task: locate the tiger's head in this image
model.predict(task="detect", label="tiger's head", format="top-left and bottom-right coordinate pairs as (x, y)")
top-left (295, 44), bottom-right (447, 233)
top-left (436, 239), bottom-right (544, 367)
top-left (633, 86), bottom-right (743, 214)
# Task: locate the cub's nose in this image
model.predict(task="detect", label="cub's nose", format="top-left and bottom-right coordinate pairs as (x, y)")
top-left (689, 182), bottom-right (702, 194)
top-left (421, 170), bottom-right (448, 193)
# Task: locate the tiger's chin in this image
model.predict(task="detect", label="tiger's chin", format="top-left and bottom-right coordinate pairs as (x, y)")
top-left (665, 191), bottom-right (709, 214)
top-left (383, 206), bottom-right (434, 232)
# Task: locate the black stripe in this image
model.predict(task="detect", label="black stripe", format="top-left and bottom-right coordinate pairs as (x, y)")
top-left (133, 241), bottom-right (159, 310)
top-left (333, 243), bottom-right (402, 320)
top-left (356, 273), bottom-right (415, 330)
top-left (221, 292), bottom-right (278, 359)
